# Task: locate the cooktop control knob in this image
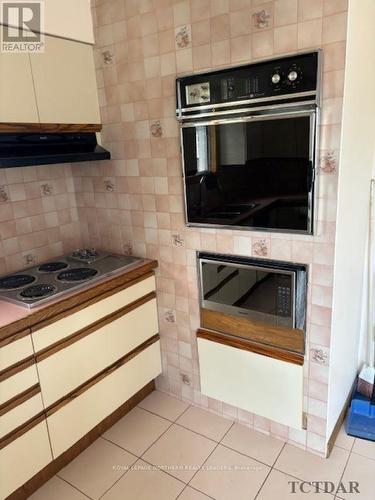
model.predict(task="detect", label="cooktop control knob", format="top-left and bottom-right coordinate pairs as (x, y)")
top-left (271, 73), bottom-right (281, 84)
top-left (287, 70), bottom-right (298, 82)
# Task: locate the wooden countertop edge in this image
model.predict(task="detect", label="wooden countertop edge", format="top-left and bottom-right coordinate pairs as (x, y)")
top-left (197, 328), bottom-right (305, 366)
top-left (0, 259), bottom-right (158, 343)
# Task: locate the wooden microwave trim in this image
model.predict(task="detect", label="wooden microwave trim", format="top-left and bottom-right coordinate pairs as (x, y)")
top-left (0, 384), bottom-right (40, 417)
top-left (6, 380), bottom-right (155, 500)
top-left (201, 307), bottom-right (305, 355)
top-left (0, 123), bottom-right (102, 133)
top-left (35, 291), bottom-right (157, 362)
top-left (197, 328), bottom-right (304, 366)
top-left (45, 334), bottom-right (160, 417)
top-left (0, 259), bottom-right (158, 343)
top-left (0, 356), bottom-right (35, 383)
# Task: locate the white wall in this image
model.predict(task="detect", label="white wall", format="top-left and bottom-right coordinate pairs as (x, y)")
top-left (327, 0), bottom-right (375, 438)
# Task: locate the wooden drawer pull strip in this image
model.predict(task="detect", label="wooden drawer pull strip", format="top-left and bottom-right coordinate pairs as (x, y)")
top-left (0, 356), bottom-right (35, 383)
top-left (0, 384), bottom-right (40, 417)
top-left (46, 334), bottom-right (160, 417)
top-left (36, 291), bottom-right (157, 362)
top-left (0, 411), bottom-right (45, 451)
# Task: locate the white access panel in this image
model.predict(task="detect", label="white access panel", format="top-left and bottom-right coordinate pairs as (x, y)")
top-left (198, 338), bottom-right (304, 429)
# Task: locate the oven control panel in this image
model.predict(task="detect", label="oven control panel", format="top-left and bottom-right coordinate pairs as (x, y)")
top-left (177, 51), bottom-right (319, 110)
top-left (277, 286), bottom-right (292, 317)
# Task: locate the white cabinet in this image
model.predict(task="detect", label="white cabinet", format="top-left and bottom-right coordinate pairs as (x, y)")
top-left (47, 341), bottom-right (162, 458)
top-left (30, 35), bottom-right (101, 125)
top-left (198, 338), bottom-right (304, 429)
top-left (0, 52), bottom-right (39, 123)
top-left (0, 420), bottom-right (52, 499)
top-left (37, 298), bottom-right (159, 407)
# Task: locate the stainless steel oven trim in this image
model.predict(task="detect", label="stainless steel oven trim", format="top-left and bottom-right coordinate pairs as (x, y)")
top-left (180, 107), bottom-right (317, 235)
top-left (197, 256), bottom-right (297, 328)
top-left (177, 90), bottom-right (317, 116)
top-left (180, 107), bottom-right (316, 128)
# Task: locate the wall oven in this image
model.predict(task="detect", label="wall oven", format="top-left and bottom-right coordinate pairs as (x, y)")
top-left (198, 252), bottom-right (307, 331)
top-left (176, 52), bottom-right (321, 234)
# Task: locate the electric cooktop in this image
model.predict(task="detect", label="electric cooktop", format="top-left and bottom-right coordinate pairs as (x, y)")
top-left (0, 249), bottom-right (141, 309)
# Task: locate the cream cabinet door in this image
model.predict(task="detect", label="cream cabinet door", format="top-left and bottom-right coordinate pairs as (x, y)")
top-left (0, 420), bottom-right (52, 499)
top-left (30, 35), bottom-right (101, 124)
top-left (198, 338), bottom-right (304, 430)
top-left (0, 51), bottom-right (39, 123)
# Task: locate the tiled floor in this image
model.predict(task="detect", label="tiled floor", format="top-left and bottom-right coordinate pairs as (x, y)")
top-left (30, 391), bottom-right (375, 500)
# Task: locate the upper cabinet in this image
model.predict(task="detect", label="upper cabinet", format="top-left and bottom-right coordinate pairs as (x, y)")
top-left (0, 0), bottom-right (94, 44)
top-left (0, 52), bottom-right (39, 123)
top-left (30, 35), bottom-right (101, 125)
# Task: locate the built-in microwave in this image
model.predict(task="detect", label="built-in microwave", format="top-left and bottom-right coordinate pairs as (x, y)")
top-left (176, 51), bottom-right (321, 234)
top-left (198, 252), bottom-right (307, 331)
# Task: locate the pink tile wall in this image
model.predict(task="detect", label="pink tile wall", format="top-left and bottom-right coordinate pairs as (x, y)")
top-left (73, 0), bottom-right (348, 456)
top-left (0, 164), bottom-right (82, 274)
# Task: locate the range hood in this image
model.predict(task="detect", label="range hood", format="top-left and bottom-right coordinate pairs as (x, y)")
top-left (0, 132), bottom-right (110, 168)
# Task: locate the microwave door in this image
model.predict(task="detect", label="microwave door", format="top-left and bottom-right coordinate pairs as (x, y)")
top-left (199, 259), bottom-right (296, 329)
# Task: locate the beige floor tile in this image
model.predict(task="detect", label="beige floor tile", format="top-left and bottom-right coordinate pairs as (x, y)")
top-left (275, 445), bottom-right (349, 484)
top-left (351, 436), bottom-right (375, 460)
top-left (58, 437), bottom-right (136, 499)
top-left (335, 425), bottom-right (355, 451)
top-left (102, 459), bottom-right (185, 500)
top-left (178, 486), bottom-right (212, 499)
top-left (339, 452), bottom-right (375, 499)
top-left (190, 444), bottom-right (270, 500)
top-left (221, 423), bottom-right (285, 466)
top-left (143, 424), bottom-right (216, 482)
top-left (139, 390), bottom-right (190, 421)
top-left (176, 406), bottom-right (233, 442)
top-left (29, 476), bottom-right (88, 500)
top-left (257, 469), bottom-right (334, 499)
top-left (103, 406), bottom-right (171, 456)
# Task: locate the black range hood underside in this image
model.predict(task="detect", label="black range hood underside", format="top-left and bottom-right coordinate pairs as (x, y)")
top-left (0, 132), bottom-right (110, 168)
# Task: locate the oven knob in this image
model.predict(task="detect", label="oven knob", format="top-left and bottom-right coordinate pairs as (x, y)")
top-left (271, 73), bottom-right (281, 84)
top-left (287, 70), bottom-right (298, 82)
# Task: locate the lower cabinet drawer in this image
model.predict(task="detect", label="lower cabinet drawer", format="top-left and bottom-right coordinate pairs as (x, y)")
top-left (37, 298), bottom-right (159, 408)
top-left (0, 364), bottom-right (39, 406)
top-left (0, 392), bottom-right (44, 440)
top-left (47, 340), bottom-right (162, 458)
top-left (197, 338), bottom-right (304, 429)
top-left (0, 419), bottom-right (52, 499)
top-left (0, 333), bottom-right (33, 372)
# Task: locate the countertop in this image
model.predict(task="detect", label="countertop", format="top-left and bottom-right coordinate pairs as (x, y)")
top-left (0, 258), bottom-right (158, 342)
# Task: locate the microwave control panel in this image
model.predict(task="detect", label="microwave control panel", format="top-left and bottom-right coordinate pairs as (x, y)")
top-left (177, 51), bottom-right (319, 109)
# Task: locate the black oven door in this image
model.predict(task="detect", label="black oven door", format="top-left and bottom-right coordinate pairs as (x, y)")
top-left (181, 110), bottom-right (316, 233)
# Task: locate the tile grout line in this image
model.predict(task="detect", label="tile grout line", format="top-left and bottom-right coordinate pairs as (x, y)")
top-left (333, 446), bottom-right (353, 500)
top-left (183, 421), bottom-right (236, 493)
top-left (56, 475), bottom-right (93, 500)
top-left (253, 441), bottom-right (286, 500)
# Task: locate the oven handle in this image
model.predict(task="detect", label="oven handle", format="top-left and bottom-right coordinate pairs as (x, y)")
top-left (180, 106), bottom-right (316, 128)
top-left (179, 100), bottom-right (317, 124)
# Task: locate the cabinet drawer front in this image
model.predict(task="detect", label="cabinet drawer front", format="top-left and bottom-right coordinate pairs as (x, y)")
top-left (0, 364), bottom-right (39, 406)
top-left (38, 298), bottom-right (158, 408)
top-left (0, 393), bottom-right (43, 440)
top-left (198, 338), bottom-right (304, 429)
top-left (0, 334), bottom-right (33, 372)
top-left (33, 275), bottom-right (156, 352)
top-left (0, 420), bottom-right (52, 499)
top-left (48, 340), bottom-right (162, 458)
